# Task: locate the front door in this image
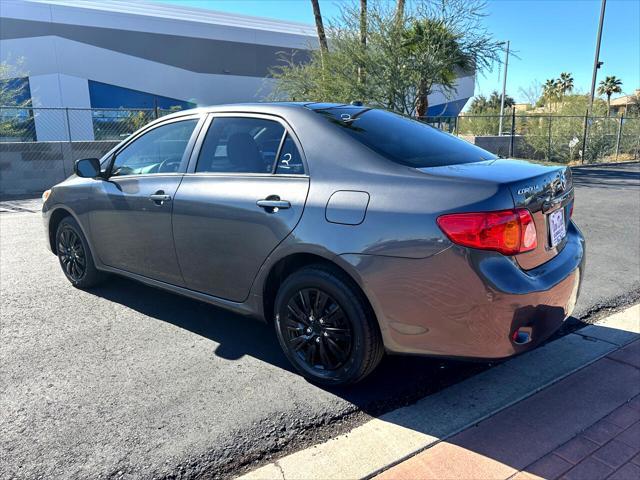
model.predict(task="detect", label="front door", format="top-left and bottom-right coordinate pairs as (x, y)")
top-left (89, 116), bottom-right (202, 285)
top-left (172, 115), bottom-right (309, 302)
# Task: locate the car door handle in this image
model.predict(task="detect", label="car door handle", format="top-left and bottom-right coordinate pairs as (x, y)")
top-left (256, 198), bottom-right (291, 211)
top-left (149, 193), bottom-right (172, 204)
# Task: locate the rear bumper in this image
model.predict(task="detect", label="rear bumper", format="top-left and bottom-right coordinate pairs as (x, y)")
top-left (342, 221), bottom-right (585, 359)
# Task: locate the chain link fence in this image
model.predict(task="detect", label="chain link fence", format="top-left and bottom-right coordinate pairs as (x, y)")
top-left (421, 112), bottom-right (640, 164)
top-left (0, 106), bottom-right (177, 143)
top-left (1, 107), bottom-right (638, 165)
top-left (0, 107), bottom-right (182, 196)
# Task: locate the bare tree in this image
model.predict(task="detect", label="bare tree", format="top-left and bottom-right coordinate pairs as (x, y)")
top-left (518, 80), bottom-right (542, 107)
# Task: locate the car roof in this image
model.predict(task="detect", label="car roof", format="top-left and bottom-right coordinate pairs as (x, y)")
top-left (157, 102), bottom-right (367, 121)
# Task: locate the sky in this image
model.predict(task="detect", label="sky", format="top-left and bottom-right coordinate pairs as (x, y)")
top-left (155, 0), bottom-right (640, 103)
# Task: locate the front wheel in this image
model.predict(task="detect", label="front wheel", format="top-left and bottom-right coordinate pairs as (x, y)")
top-left (55, 216), bottom-right (105, 289)
top-left (274, 265), bottom-right (384, 386)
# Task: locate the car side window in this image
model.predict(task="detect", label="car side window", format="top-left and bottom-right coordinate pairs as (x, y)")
top-left (275, 134), bottom-right (305, 174)
top-left (196, 117), bottom-right (285, 174)
top-left (110, 119), bottom-right (198, 177)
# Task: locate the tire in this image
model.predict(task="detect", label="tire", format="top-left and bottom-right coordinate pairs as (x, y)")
top-left (273, 265), bottom-right (384, 386)
top-left (55, 216), bottom-right (105, 289)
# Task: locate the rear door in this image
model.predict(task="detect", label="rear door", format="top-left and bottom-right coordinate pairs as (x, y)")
top-left (89, 115), bottom-right (203, 285)
top-left (172, 114), bottom-right (309, 302)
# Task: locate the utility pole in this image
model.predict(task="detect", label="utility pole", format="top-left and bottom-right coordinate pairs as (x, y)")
top-left (498, 40), bottom-right (510, 136)
top-left (588, 0), bottom-right (607, 113)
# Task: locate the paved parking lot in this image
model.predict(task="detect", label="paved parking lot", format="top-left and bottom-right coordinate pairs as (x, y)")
top-left (1, 163), bottom-right (639, 479)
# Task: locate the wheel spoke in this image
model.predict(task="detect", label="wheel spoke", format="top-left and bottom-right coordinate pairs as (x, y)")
top-left (325, 336), bottom-right (348, 363)
top-left (299, 290), bottom-right (312, 315)
top-left (284, 318), bottom-right (304, 332)
top-left (324, 327), bottom-right (351, 342)
top-left (318, 338), bottom-right (332, 369)
top-left (304, 341), bottom-right (314, 364)
top-left (64, 258), bottom-right (73, 275)
top-left (324, 303), bottom-right (344, 324)
top-left (287, 303), bottom-right (309, 325)
top-left (313, 290), bottom-right (329, 317)
top-left (289, 335), bottom-right (309, 352)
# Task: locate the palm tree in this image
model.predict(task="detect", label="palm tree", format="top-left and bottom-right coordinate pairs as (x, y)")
top-left (597, 76), bottom-right (623, 114)
top-left (469, 94), bottom-right (489, 114)
top-left (402, 19), bottom-right (471, 117)
top-left (396, 0), bottom-right (406, 25)
top-left (543, 78), bottom-right (559, 110)
top-left (558, 72), bottom-right (574, 102)
top-left (358, 0), bottom-right (367, 85)
top-left (310, 1), bottom-right (328, 58)
top-left (487, 90), bottom-right (514, 110)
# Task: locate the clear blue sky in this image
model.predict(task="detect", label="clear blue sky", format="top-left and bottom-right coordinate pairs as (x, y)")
top-left (156, 0), bottom-right (640, 103)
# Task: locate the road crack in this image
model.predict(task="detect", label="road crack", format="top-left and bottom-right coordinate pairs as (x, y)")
top-left (274, 460), bottom-right (286, 480)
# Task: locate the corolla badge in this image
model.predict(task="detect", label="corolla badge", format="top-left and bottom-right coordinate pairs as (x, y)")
top-left (517, 185), bottom-right (542, 195)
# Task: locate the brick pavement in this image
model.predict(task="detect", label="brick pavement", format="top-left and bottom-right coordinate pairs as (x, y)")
top-left (375, 340), bottom-right (640, 480)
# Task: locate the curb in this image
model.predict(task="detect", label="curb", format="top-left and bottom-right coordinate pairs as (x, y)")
top-left (570, 160), bottom-right (639, 169)
top-left (238, 304), bottom-right (640, 480)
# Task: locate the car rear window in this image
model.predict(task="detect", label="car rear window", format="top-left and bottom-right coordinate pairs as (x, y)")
top-left (312, 107), bottom-right (496, 168)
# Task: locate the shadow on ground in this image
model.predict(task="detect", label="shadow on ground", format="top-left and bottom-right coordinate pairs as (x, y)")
top-left (571, 163), bottom-right (640, 189)
top-left (90, 275), bottom-right (588, 417)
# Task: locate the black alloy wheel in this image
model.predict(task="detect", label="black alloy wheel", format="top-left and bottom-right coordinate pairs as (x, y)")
top-left (284, 288), bottom-right (353, 372)
top-left (55, 216), bottom-right (105, 289)
top-left (58, 226), bottom-right (86, 282)
top-left (274, 265), bottom-right (384, 385)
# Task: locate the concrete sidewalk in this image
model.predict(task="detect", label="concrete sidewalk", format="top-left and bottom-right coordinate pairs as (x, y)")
top-left (240, 305), bottom-right (640, 480)
top-left (375, 339), bottom-right (640, 480)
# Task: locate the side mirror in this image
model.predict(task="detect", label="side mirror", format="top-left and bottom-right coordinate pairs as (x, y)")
top-left (74, 158), bottom-right (101, 178)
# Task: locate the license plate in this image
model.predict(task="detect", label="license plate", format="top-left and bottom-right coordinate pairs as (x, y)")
top-left (549, 208), bottom-right (566, 247)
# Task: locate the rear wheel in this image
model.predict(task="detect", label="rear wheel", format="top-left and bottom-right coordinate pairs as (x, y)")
top-left (274, 265), bottom-right (383, 385)
top-left (55, 217), bottom-right (105, 289)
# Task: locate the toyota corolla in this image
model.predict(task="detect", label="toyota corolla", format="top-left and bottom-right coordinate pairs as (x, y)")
top-left (42, 103), bottom-right (585, 385)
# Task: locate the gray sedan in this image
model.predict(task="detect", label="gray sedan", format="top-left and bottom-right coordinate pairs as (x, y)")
top-left (42, 103), bottom-right (585, 385)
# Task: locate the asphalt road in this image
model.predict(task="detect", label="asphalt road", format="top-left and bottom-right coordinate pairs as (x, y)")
top-left (1, 163), bottom-right (639, 480)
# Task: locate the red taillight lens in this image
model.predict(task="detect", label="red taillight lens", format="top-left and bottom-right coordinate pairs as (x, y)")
top-left (569, 201), bottom-right (574, 218)
top-left (437, 208), bottom-right (537, 256)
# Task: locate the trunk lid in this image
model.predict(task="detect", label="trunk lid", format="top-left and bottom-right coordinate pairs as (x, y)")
top-left (419, 159), bottom-right (573, 269)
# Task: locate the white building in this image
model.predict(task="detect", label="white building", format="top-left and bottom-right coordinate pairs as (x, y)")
top-left (0, 0), bottom-right (475, 140)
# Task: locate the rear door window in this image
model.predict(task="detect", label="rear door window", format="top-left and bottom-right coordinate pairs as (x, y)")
top-left (196, 117), bottom-right (285, 174)
top-left (275, 134), bottom-right (304, 174)
top-left (312, 107), bottom-right (496, 168)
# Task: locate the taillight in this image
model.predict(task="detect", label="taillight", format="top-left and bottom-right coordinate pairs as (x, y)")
top-left (437, 208), bottom-right (537, 256)
top-left (569, 201), bottom-right (574, 218)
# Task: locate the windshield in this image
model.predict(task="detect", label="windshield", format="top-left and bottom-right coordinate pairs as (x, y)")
top-left (311, 107), bottom-right (497, 168)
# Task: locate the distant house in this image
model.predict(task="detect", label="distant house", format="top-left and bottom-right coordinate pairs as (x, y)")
top-left (609, 90), bottom-right (640, 116)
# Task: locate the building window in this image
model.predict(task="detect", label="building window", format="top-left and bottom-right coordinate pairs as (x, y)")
top-left (0, 76), bottom-right (32, 106)
top-left (88, 80), bottom-right (196, 110)
top-left (0, 77), bottom-right (35, 141)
